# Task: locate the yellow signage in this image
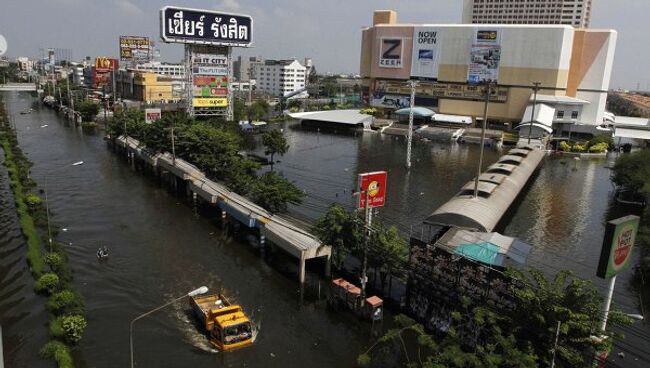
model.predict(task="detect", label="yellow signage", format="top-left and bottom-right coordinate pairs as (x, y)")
top-left (192, 98), bottom-right (228, 107)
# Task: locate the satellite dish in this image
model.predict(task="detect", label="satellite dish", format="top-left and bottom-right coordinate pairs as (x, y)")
top-left (0, 35), bottom-right (6, 56)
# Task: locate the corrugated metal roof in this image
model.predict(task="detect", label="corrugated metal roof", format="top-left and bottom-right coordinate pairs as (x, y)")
top-left (288, 109), bottom-right (373, 126)
top-left (424, 146), bottom-right (545, 232)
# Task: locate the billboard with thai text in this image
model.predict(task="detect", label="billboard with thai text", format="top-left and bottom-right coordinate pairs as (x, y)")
top-left (358, 171), bottom-right (388, 209)
top-left (467, 29), bottom-right (501, 84)
top-left (120, 36), bottom-right (151, 61)
top-left (160, 6), bottom-right (253, 47)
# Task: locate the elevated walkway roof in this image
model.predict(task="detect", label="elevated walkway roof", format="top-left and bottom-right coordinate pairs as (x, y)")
top-left (424, 146), bottom-right (545, 232)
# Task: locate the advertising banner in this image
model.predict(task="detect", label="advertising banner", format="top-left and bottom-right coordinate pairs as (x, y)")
top-left (119, 36), bottom-right (150, 61)
top-left (192, 98), bottom-right (228, 107)
top-left (95, 57), bottom-right (118, 72)
top-left (467, 29), bottom-right (501, 84)
top-left (160, 6), bottom-right (253, 47)
top-left (597, 215), bottom-right (640, 278)
top-left (358, 171), bottom-right (388, 209)
top-left (191, 53), bottom-right (228, 65)
top-left (192, 66), bottom-right (228, 75)
top-left (411, 27), bottom-right (441, 80)
top-left (145, 108), bottom-right (162, 124)
top-left (379, 38), bottom-right (403, 68)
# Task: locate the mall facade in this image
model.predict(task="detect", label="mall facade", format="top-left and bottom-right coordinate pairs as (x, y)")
top-left (359, 10), bottom-right (617, 134)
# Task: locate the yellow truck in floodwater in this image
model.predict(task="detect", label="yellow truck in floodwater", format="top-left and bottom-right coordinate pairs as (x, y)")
top-left (190, 293), bottom-right (256, 351)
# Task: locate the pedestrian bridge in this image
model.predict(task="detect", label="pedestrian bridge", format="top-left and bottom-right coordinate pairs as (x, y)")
top-left (115, 135), bottom-right (331, 283)
top-left (0, 83), bottom-right (37, 92)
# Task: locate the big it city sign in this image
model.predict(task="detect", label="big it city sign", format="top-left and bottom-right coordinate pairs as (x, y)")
top-left (597, 215), bottom-right (640, 278)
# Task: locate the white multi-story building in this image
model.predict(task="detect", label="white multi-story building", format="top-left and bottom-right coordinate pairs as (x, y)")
top-left (16, 57), bottom-right (34, 71)
top-left (462, 0), bottom-right (592, 28)
top-left (253, 60), bottom-right (308, 98)
top-left (133, 61), bottom-right (185, 79)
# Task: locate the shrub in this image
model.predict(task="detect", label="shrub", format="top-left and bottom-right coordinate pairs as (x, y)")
top-left (589, 135), bottom-right (613, 147)
top-left (49, 317), bottom-right (64, 338)
top-left (571, 143), bottom-right (587, 152)
top-left (44, 252), bottom-right (64, 271)
top-left (25, 193), bottom-right (42, 207)
top-left (588, 142), bottom-right (609, 153)
top-left (47, 289), bottom-right (84, 313)
top-left (61, 314), bottom-right (87, 344)
top-left (39, 340), bottom-right (74, 368)
top-left (559, 141), bottom-right (571, 152)
top-left (35, 273), bottom-right (59, 294)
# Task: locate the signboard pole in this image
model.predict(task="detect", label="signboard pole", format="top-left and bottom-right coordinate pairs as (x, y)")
top-left (360, 189), bottom-right (370, 305)
top-left (473, 81), bottom-right (491, 199)
top-left (406, 80), bottom-right (417, 169)
top-left (227, 46), bottom-right (233, 121)
top-left (527, 82), bottom-right (541, 145)
top-left (599, 275), bottom-right (616, 332)
top-left (185, 44), bottom-right (193, 117)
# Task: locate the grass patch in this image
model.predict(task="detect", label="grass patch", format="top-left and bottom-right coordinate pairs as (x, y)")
top-left (1, 139), bottom-right (45, 275)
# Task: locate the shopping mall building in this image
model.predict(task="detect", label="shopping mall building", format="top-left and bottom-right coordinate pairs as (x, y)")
top-left (359, 10), bottom-right (617, 135)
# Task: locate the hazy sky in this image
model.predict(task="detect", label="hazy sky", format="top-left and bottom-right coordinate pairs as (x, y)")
top-left (0, 0), bottom-right (647, 90)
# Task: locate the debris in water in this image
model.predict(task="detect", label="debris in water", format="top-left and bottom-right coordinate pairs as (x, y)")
top-left (62, 228), bottom-right (68, 232)
top-left (270, 353), bottom-right (276, 358)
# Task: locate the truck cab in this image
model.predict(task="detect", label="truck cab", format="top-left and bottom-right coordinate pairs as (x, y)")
top-left (191, 294), bottom-right (255, 351)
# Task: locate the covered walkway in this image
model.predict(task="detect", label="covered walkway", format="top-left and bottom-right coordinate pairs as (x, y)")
top-left (115, 135), bottom-right (331, 283)
top-left (288, 109), bottom-right (373, 129)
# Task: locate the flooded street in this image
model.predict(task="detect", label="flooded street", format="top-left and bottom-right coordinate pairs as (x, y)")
top-left (1, 91), bottom-right (648, 367)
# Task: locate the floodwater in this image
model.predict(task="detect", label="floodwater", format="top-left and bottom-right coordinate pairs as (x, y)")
top-left (1, 91), bottom-right (648, 367)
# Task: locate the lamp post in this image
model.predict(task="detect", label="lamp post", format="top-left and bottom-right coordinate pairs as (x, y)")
top-left (406, 80), bottom-right (418, 169)
top-left (42, 161), bottom-right (85, 252)
top-left (473, 81), bottom-right (493, 199)
top-left (130, 286), bottom-right (208, 368)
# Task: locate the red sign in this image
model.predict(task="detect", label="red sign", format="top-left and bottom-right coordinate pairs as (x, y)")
top-left (358, 171), bottom-right (387, 209)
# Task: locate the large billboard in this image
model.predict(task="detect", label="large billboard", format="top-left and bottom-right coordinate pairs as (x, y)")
top-left (120, 36), bottom-right (151, 61)
top-left (467, 29), bottom-right (501, 84)
top-left (189, 45), bottom-right (229, 115)
top-left (160, 6), bottom-right (253, 47)
top-left (379, 38), bottom-right (403, 68)
top-left (411, 27), bottom-right (441, 80)
top-left (95, 57), bottom-right (119, 72)
top-left (597, 215), bottom-right (640, 279)
top-left (358, 171), bottom-right (388, 209)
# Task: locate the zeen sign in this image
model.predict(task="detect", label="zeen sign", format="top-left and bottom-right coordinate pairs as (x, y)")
top-left (160, 6), bottom-right (253, 47)
top-left (379, 38), bottom-right (403, 68)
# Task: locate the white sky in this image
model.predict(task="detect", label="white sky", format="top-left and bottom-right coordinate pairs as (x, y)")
top-left (0, 0), bottom-right (647, 90)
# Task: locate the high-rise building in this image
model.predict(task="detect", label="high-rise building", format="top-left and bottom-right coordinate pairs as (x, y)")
top-left (462, 0), bottom-right (592, 28)
top-left (233, 56), bottom-right (264, 82)
top-left (253, 59), bottom-right (308, 98)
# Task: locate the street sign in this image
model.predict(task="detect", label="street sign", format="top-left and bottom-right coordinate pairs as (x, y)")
top-left (160, 6), bottom-right (253, 47)
top-left (145, 108), bottom-right (161, 124)
top-left (596, 215), bottom-right (640, 278)
top-left (358, 171), bottom-right (388, 209)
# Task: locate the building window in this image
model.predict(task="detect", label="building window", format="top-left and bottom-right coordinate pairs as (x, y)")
top-left (571, 111), bottom-right (579, 119)
top-left (556, 110), bottom-right (565, 119)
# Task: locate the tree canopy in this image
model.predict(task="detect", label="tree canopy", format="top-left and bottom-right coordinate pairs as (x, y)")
top-left (261, 129), bottom-right (289, 167)
top-left (611, 149), bottom-right (650, 194)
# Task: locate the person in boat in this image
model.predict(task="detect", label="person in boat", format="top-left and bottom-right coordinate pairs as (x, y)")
top-left (97, 246), bottom-right (109, 259)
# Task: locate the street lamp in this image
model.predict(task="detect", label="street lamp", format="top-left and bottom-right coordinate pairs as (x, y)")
top-left (130, 286), bottom-right (208, 368)
top-left (42, 161), bottom-right (85, 251)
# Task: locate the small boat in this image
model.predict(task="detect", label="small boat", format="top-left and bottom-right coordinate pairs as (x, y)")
top-left (96, 246), bottom-right (109, 260)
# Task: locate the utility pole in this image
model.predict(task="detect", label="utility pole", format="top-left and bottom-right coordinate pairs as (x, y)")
top-left (406, 80), bottom-right (418, 169)
top-left (360, 189), bottom-right (371, 305)
top-left (473, 81), bottom-right (492, 198)
top-left (550, 321), bottom-right (561, 368)
top-left (527, 82), bottom-right (541, 145)
top-left (171, 121), bottom-right (176, 166)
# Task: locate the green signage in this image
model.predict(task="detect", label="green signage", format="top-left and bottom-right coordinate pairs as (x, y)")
top-left (596, 215), bottom-right (640, 278)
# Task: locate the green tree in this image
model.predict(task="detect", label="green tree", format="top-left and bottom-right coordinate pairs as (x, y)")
top-left (308, 66), bottom-right (318, 84)
top-left (233, 97), bottom-right (247, 122)
top-left (506, 269), bottom-right (632, 367)
top-left (249, 171), bottom-right (304, 213)
top-left (313, 204), bottom-right (362, 268)
top-left (368, 224), bottom-right (408, 295)
top-left (611, 149), bottom-right (650, 195)
top-left (77, 100), bottom-right (100, 122)
top-left (248, 99), bottom-right (270, 122)
top-left (261, 129), bottom-right (289, 169)
top-left (359, 313), bottom-right (538, 368)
